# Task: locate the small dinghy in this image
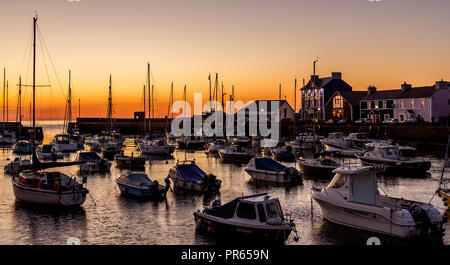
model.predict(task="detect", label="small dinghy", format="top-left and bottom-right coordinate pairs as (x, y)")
top-left (116, 172), bottom-right (169, 199)
top-left (36, 144), bottom-right (64, 160)
top-left (244, 158), bottom-right (303, 184)
top-left (312, 166), bottom-right (444, 238)
top-left (168, 160), bottom-right (221, 192)
top-left (298, 154), bottom-right (341, 180)
top-left (114, 152), bottom-right (145, 170)
top-left (271, 145), bottom-right (295, 162)
top-left (4, 158), bottom-right (32, 175)
top-left (193, 193), bottom-right (298, 243)
top-left (76, 151), bottom-right (111, 173)
top-left (12, 140), bottom-right (33, 155)
top-left (218, 146), bottom-right (254, 163)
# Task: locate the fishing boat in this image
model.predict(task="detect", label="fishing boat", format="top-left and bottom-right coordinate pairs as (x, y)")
top-left (116, 171), bottom-right (169, 199)
top-left (36, 144), bottom-right (63, 160)
top-left (321, 132), bottom-right (362, 156)
top-left (193, 193), bottom-right (299, 243)
top-left (218, 146), bottom-right (254, 163)
top-left (244, 158), bottom-right (303, 184)
top-left (114, 152), bottom-right (145, 170)
top-left (76, 151), bottom-right (111, 173)
top-left (176, 136), bottom-right (206, 150)
top-left (298, 157), bottom-right (341, 180)
top-left (207, 139), bottom-right (229, 153)
top-left (356, 145), bottom-right (431, 174)
top-left (271, 145), bottom-right (295, 162)
top-left (311, 166), bottom-right (444, 238)
top-left (138, 137), bottom-right (175, 155)
top-left (4, 157), bottom-right (32, 175)
top-left (12, 140), bottom-right (33, 154)
top-left (285, 133), bottom-right (324, 150)
top-left (168, 160), bottom-right (221, 192)
top-left (50, 134), bottom-right (78, 152)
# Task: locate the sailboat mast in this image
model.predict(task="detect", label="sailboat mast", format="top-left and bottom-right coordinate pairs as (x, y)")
top-left (147, 63), bottom-right (151, 134)
top-left (6, 80), bottom-right (8, 123)
top-left (107, 74), bottom-right (112, 131)
top-left (68, 70), bottom-right (72, 132)
top-left (78, 98), bottom-right (80, 119)
top-left (143, 84), bottom-right (146, 136)
top-left (294, 78), bottom-right (297, 135)
top-left (17, 76), bottom-right (22, 123)
top-left (2, 68), bottom-right (5, 133)
top-left (215, 73), bottom-right (218, 111)
top-left (32, 15), bottom-right (37, 143)
top-left (208, 73), bottom-right (211, 111)
top-left (151, 84), bottom-right (154, 118)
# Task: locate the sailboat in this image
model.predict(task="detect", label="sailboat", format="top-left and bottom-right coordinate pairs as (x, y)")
top-left (0, 69), bottom-right (17, 146)
top-left (137, 64), bottom-right (175, 155)
top-left (11, 15), bottom-right (89, 207)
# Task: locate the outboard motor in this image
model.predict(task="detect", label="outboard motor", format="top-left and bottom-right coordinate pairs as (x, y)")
top-left (409, 204), bottom-right (443, 236)
top-left (209, 198), bottom-right (221, 209)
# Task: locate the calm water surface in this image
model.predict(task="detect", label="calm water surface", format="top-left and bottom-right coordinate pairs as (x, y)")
top-left (0, 122), bottom-right (446, 245)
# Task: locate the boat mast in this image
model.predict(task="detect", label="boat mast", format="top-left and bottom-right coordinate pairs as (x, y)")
top-left (106, 74), bottom-right (113, 132)
top-left (68, 70), bottom-right (72, 132)
top-left (2, 68), bottom-right (5, 133)
top-left (147, 63), bottom-right (151, 134)
top-left (78, 98), bottom-right (80, 119)
top-left (294, 78), bottom-right (297, 135)
top-left (6, 80), bottom-right (8, 123)
top-left (17, 76), bottom-right (22, 123)
top-left (214, 73), bottom-right (218, 111)
top-left (208, 73), bottom-right (211, 112)
top-left (151, 84), bottom-right (154, 118)
top-left (143, 84), bottom-right (146, 136)
top-left (32, 15), bottom-right (37, 144)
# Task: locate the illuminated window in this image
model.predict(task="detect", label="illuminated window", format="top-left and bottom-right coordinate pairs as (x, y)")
top-left (420, 99), bottom-right (425, 109)
top-left (400, 101), bottom-right (404, 109)
top-left (410, 99), bottom-right (414, 109)
top-left (333, 95), bottom-right (343, 109)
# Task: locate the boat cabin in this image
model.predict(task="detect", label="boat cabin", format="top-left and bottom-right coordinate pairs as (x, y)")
top-left (118, 172), bottom-right (153, 187)
top-left (347, 132), bottom-right (369, 140)
top-left (77, 152), bottom-right (102, 163)
top-left (327, 132), bottom-right (344, 139)
top-left (205, 194), bottom-right (285, 224)
top-left (368, 145), bottom-right (400, 160)
top-left (327, 166), bottom-right (380, 206)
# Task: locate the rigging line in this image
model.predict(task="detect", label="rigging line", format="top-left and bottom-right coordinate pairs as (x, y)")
top-left (19, 25), bottom-right (33, 77)
top-left (36, 24), bottom-right (66, 99)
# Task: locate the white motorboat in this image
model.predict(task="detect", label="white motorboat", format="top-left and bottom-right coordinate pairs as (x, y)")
top-left (36, 144), bottom-right (64, 160)
top-left (168, 160), bottom-right (221, 192)
top-left (244, 158), bottom-right (303, 184)
top-left (50, 134), bottom-right (78, 152)
top-left (193, 193), bottom-right (298, 243)
top-left (356, 145), bottom-right (431, 174)
top-left (365, 141), bottom-right (416, 158)
top-left (76, 151), bottom-right (111, 173)
top-left (176, 136), bottom-right (206, 150)
top-left (311, 166), bottom-right (444, 238)
top-left (138, 137), bottom-right (175, 155)
top-left (321, 132), bottom-right (362, 156)
top-left (344, 132), bottom-right (373, 149)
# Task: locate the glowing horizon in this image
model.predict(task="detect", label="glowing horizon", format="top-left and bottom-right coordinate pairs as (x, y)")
top-left (0, 0), bottom-right (449, 121)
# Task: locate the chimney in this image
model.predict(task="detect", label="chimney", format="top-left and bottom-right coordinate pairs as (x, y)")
top-left (435, 79), bottom-right (449, 90)
top-left (331, 72), bottom-right (342, 80)
top-left (367, 86), bottom-right (377, 95)
top-left (401, 82), bottom-right (412, 92)
top-left (310, 75), bottom-right (319, 88)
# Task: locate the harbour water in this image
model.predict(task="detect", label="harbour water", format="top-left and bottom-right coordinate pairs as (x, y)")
top-left (0, 122), bottom-right (447, 245)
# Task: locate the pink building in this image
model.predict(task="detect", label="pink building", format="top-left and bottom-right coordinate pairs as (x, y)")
top-left (394, 80), bottom-right (449, 122)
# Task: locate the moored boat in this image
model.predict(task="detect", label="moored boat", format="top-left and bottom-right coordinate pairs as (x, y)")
top-left (50, 134), bottom-right (78, 152)
top-left (138, 137), bottom-right (175, 155)
top-left (298, 157), bottom-right (340, 180)
top-left (12, 140), bottom-right (33, 155)
top-left (168, 160), bottom-right (221, 192)
top-left (244, 158), bottom-right (303, 184)
top-left (36, 144), bottom-right (64, 160)
top-left (176, 136), bottom-right (206, 150)
top-left (76, 151), bottom-right (111, 173)
top-left (207, 139), bottom-right (229, 153)
top-left (114, 152), bottom-right (145, 170)
top-left (218, 146), bottom-right (254, 163)
top-left (271, 145), bottom-right (295, 162)
top-left (193, 193), bottom-right (298, 243)
top-left (311, 166), bottom-right (444, 238)
top-left (116, 171), bottom-right (169, 199)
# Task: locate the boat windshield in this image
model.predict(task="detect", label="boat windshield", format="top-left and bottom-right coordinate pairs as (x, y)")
top-left (266, 202), bottom-right (280, 218)
top-left (328, 174), bottom-right (348, 189)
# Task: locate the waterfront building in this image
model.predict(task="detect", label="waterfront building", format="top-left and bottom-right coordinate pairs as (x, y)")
top-left (324, 90), bottom-right (366, 121)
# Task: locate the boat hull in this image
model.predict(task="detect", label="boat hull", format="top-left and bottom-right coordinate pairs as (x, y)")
top-left (298, 162), bottom-right (336, 180)
top-left (357, 156), bottom-right (431, 174)
top-left (244, 168), bottom-right (300, 184)
top-left (12, 182), bottom-right (87, 206)
top-left (218, 152), bottom-right (253, 163)
top-left (116, 182), bottom-right (167, 199)
top-left (115, 157), bottom-right (145, 169)
top-left (193, 212), bottom-right (292, 243)
top-left (139, 144), bottom-right (175, 155)
top-left (312, 196), bottom-right (417, 238)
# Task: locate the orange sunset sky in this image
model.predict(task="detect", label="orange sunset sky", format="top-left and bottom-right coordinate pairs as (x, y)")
top-left (0, 0), bottom-right (449, 120)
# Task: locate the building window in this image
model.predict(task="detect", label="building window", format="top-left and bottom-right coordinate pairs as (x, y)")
top-left (361, 101), bottom-right (368, 110)
top-left (410, 99), bottom-right (414, 109)
top-left (370, 101), bottom-right (376, 109)
top-left (386, 100), bottom-right (394, 108)
top-left (320, 89), bottom-right (323, 95)
top-left (333, 95), bottom-right (343, 109)
top-left (400, 114), bottom-right (404, 121)
top-left (420, 99), bottom-right (425, 109)
top-left (378, 101), bottom-right (383, 109)
top-left (400, 101), bottom-right (404, 109)
top-left (283, 108), bottom-right (287, 118)
top-left (384, 114), bottom-right (390, 120)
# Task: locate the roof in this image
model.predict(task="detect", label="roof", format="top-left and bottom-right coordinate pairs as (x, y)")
top-left (301, 76), bottom-right (352, 91)
top-left (361, 89), bottom-right (400, 101)
top-left (327, 90), bottom-right (367, 106)
top-left (236, 100), bottom-right (294, 114)
top-left (395, 86), bottom-right (440, 99)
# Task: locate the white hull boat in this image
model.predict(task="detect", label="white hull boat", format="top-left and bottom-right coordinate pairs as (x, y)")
top-left (311, 166), bottom-right (444, 238)
top-left (244, 158), bottom-right (303, 184)
top-left (138, 138), bottom-right (175, 155)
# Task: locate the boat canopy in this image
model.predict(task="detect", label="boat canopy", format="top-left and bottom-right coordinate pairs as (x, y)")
top-left (78, 152), bottom-right (102, 162)
top-left (204, 198), bottom-right (239, 219)
top-left (254, 158), bottom-right (285, 172)
top-left (177, 164), bottom-right (207, 182)
top-left (126, 173), bottom-right (152, 186)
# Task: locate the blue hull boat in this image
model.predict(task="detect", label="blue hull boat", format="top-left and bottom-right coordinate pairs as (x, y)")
top-left (116, 172), bottom-right (169, 199)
